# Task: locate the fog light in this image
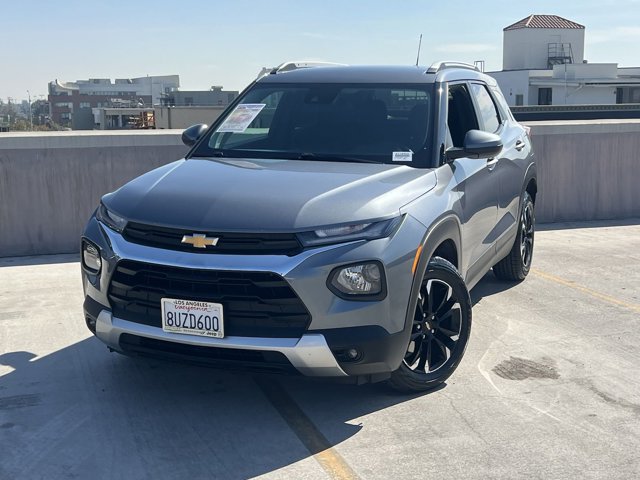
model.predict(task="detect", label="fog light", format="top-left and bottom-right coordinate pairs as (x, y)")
top-left (329, 262), bottom-right (384, 298)
top-left (346, 348), bottom-right (360, 360)
top-left (332, 347), bottom-right (363, 363)
top-left (85, 315), bottom-right (97, 334)
top-left (82, 241), bottom-right (102, 274)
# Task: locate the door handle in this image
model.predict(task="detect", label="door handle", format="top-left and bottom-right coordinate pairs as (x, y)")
top-left (515, 140), bottom-right (525, 151)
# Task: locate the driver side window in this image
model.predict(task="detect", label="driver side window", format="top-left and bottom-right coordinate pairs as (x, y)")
top-left (447, 84), bottom-right (479, 148)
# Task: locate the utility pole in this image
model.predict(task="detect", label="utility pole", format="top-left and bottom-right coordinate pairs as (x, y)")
top-left (7, 97), bottom-right (13, 126)
top-left (27, 90), bottom-right (33, 130)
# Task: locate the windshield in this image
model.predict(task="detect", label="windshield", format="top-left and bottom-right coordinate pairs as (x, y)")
top-left (191, 82), bottom-right (433, 166)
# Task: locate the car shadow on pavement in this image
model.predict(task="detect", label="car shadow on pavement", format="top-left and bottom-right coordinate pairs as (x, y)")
top-left (0, 336), bottom-right (436, 480)
top-left (0, 270), bottom-right (515, 479)
top-left (470, 271), bottom-right (519, 306)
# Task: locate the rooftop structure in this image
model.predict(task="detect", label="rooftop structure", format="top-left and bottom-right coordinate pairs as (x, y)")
top-left (489, 15), bottom-right (640, 106)
top-left (48, 75), bottom-right (179, 129)
top-left (161, 86), bottom-right (239, 107)
top-left (504, 14), bottom-right (585, 31)
top-left (502, 14), bottom-right (586, 71)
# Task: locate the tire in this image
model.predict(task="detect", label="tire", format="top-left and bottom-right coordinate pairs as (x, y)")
top-left (493, 191), bottom-right (535, 281)
top-left (388, 256), bottom-right (472, 393)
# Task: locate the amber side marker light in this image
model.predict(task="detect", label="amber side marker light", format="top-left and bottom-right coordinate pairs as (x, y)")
top-left (411, 245), bottom-right (423, 274)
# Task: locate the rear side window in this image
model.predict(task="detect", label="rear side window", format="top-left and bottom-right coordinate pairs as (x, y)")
top-left (489, 86), bottom-right (515, 122)
top-left (470, 83), bottom-right (500, 133)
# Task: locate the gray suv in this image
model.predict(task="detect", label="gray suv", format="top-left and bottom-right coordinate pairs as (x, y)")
top-left (81, 62), bottom-right (536, 392)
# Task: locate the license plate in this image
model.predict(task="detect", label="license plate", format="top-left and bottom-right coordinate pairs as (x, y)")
top-left (161, 298), bottom-right (224, 338)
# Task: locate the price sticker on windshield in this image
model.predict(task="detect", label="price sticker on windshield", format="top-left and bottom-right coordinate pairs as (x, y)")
top-left (392, 151), bottom-right (413, 162)
top-left (217, 104), bottom-right (266, 133)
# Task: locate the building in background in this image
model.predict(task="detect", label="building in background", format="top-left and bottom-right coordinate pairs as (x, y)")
top-left (48, 75), bottom-right (179, 129)
top-left (48, 75), bottom-right (237, 130)
top-left (92, 107), bottom-right (156, 130)
top-left (92, 105), bottom-right (227, 130)
top-left (161, 86), bottom-right (239, 107)
top-left (153, 106), bottom-right (227, 129)
top-left (489, 15), bottom-right (640, 106)
top-left (91, 85), bottom-right (237, 130)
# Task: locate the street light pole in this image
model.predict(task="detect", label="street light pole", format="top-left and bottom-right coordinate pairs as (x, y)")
top-left (27, 90), bottom-right (33, 130)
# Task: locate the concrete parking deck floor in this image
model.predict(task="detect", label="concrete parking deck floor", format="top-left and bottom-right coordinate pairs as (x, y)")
top-left (1, 221), bottom-right (639, 480)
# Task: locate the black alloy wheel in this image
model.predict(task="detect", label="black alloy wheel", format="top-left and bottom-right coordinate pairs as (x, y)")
top-left (520, 200), bottom-right (534, 268)
top-left (389, 256), bottom-right (472, 393)
top-left (404, 278), bottom-right (462, 373)
top-left (493, 191), bottom-right (535, 281)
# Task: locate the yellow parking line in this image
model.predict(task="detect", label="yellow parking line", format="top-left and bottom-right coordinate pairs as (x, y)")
top-left (254, 377), bottom-right (360, 480)
top-left (531, 268), bottom-right (640, 314)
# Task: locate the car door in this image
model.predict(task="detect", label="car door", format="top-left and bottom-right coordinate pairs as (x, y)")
top-left (445, 82), bottom-right (499, 285)
top-left (469, 82), bottom-right (530, 269)
top-left (486, 85), bottom-right (532, 253)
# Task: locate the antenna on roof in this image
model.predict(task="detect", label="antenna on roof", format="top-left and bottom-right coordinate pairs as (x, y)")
top-left (415, 34), bottom-right (423, 66)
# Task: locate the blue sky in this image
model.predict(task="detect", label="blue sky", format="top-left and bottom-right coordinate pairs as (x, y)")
top-left (3, 0), bottom-right (640, 101)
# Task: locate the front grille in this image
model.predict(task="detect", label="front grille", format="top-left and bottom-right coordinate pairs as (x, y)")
top-left (123, 222), bottom-right (303, 256)
top-left (108, 260), bottom-right (311, 338)
top-left (119, 334), bottom-right (298, 374)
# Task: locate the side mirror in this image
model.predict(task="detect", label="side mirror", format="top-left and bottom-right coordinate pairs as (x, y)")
top-left (446, 129), bottom-right (503, 161)
top-left (181, 123), bottom-right (208, 147)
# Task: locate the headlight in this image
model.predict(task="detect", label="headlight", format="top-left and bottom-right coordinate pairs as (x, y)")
top-left (82, 240), bottom-right (102, 274)
top-left (328, 261), bottom-right (386, 300)
top-left (298, 216), bottom-right (402, 247)
top-left (96, 203), bottom-right (127, 232)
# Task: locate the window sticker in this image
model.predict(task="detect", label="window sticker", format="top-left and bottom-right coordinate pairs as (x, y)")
top-left (217, 104), bottom-right (266, 133)
top-left (392, 151), bottom-right (413, 162)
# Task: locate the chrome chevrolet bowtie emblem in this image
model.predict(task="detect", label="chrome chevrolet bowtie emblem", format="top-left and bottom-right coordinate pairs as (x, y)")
top-left (181, 233), bottom-right (219, 248)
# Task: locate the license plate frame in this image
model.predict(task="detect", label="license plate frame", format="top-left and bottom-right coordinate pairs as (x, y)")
top-left (161, 298), bottom-right (224, 338)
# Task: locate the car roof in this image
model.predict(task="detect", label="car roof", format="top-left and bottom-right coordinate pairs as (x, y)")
top-left (256, 64), bottom-right (494, 85)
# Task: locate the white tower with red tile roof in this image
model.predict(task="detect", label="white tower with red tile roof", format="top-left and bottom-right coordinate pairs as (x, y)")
top-left (503, 14), bottom-right (585, 70)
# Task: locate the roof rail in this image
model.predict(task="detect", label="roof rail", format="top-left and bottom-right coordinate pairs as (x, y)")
top-left (426, 61), bottom-right (479, 74)
top-left (270, 61), bottom-right (347, 75)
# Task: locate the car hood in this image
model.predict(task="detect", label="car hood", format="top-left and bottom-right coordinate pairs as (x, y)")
top-left (105, 157), bottom-right (437, 231)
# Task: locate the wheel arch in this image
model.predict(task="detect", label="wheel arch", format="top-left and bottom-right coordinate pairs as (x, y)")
top-left (526, 178), bottom-right (537, 204)
top-left (523, 162), bottom-right (537, 205)
top-left (416, 215), bottom-right (462, 278)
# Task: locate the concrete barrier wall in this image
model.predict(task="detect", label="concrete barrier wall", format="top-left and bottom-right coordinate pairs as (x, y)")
top-left (1, 121), bottom-right (639, 257)
top-left (528, 120), bottom-right (640, 223)
top-left (0, 131), bottom-right (188, 257)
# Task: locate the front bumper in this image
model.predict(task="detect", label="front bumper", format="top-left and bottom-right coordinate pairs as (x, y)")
top-left (82, 214), bottom-right (427, 377)
top-left (94, 309), bottom-right (347, 376)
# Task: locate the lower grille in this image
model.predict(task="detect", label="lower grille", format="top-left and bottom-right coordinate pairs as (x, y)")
top-left (119, 334), bottom-right (298, 374)
top-left (108, 260), bottom-right (311, 338)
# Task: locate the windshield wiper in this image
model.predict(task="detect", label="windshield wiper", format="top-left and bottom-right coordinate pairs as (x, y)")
top-left (296, 153), bottom-right (379, 164)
